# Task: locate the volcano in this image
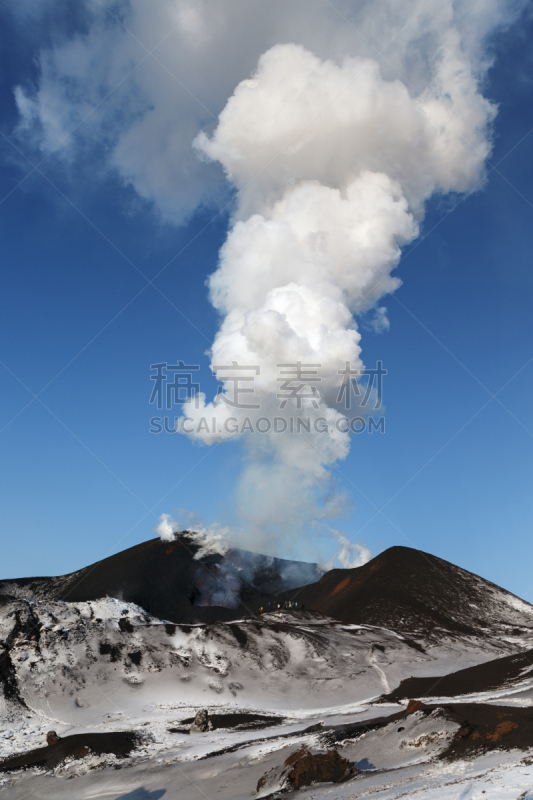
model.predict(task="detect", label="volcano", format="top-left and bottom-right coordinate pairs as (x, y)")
top-left (0, 534), bottom-right (321, 624)
top-left (2, 540), bottom-right (533, 799)
top-left (276, 545), bottom-right (533, 641)
top-left (2, 540), bottom-right (532, 642)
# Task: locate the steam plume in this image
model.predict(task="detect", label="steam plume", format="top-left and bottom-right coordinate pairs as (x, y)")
top-left (326, 530), bottom-right (372, 570)
top-left (154, 513), bottom-right (176, 543)
top-left (180, 37), bottom-right (495, 541)
top-left (154, 510), bottom-right (232, 558)
top-left (12, 1), bottom-right (523, 553)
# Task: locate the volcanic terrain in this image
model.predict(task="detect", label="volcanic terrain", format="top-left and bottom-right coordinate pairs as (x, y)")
top-left (2, 537), bottom-right (533, 799)
top-left (275, 545), bottom-right (533, 642)
top-left (0, 534), bottom-right (321, 624)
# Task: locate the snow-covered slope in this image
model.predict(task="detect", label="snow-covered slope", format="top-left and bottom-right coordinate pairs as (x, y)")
top-left (1, 599), bottom-right (498, 730)
top-left (2, 543), bottom-right (533, 798)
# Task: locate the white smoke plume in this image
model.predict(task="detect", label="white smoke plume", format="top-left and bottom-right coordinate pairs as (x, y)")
top-left (154, 509), bottom-right (231, 558)
top-left (12, 1), bottom-right (520, 225)
top-left (323, 529), bottom-right (372, 570)
top-left (153, 510), bottom-right (243, 606)
top-left (179, 33), bottom-right (497, 539)
top-left (188, 524), bottom-right (232, 560)
top-left (11, 1), bottom-right (526, 553)
top-left (154, 513), bottom-right (176, 543)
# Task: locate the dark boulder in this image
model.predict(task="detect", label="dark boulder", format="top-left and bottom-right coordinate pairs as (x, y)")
top-left (257, 748), bottom-right (357, 794)
top-left (46, 731), bottom-right (60, 746)
top-left (190, 709), bottom-right (212, 733)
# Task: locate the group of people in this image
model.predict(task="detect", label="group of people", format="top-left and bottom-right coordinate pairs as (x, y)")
top-left (258, 600), bottom-right (305, 614)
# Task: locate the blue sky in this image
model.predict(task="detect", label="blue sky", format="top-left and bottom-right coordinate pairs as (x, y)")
top-left (0, 2), bottom-right (532, 599)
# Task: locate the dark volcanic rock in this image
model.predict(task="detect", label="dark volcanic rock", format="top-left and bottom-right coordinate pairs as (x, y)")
top-left (383, 648), bottom-right (533, 702)
top-left (190, 709), bottom-right (212, 733)
top-left (3, 540), bottom-right (532, 638)
top-left (0, 534), bottom-right (320, 625)
top-left (0, 731), bottom-right (140, 772)
top-left (441, 704), bottom-right (533, 759)
top-left (257, 748), bottom-right (357, 793)
top-left (405, 699), bottom-right (424, 715)
top-left (275, 545), bottom-right (533, 639)
top-left (323, 703), bottom-right (533, 764)
top-left (169, 712), bottom-right (283, 734)
top-left (284, 749), bottom-right (357, 789)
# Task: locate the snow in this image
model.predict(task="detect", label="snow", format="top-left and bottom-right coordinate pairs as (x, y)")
top-left (3, 598), bottom-right (533, 798)
top-left (501, 593), bottom-right (533, 615)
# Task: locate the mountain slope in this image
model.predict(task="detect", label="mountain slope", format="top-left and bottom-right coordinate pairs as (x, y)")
top-left (3, 540), bottom-right (533, 643)
top-left (3, 543), bottom-right (533, 799)
top-left (382, 647), bottom-right (533, 702)
top-left (277, 546), bottom-right (533, 641)
top-left (0, 534), bottom-right (320, 625)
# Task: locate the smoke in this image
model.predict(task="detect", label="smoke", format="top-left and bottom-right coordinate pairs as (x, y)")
top-left (154, 513), bottom-right (176, 543)
top-left (324, 529), bottom-right (372, 570)
top-left (153, 510), bottom-right (241, 607)
top-left (188, 525), bottom-right (232, 559)
top-left (191, 560), bottom-right (243, 609)
top-left (179, 33), bottom-right (496, 542)
top-left (154, 509), bottom-right (232, 558)
top-left (369, 307), bottom-right (391, 334)
top-left (153, 507), bottom-right (323, 606)
top-left (11, 1), bottom-right (526, 555)
top-left (12, 1), bottom-right (521, 226)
